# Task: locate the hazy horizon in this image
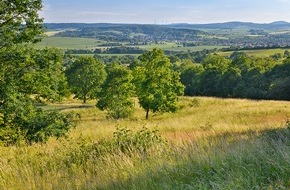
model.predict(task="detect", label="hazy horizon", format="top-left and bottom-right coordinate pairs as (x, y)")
top-left (43, 21), bottom-right (289, 25)
top-left (41, 0), bottom-right (290, 24)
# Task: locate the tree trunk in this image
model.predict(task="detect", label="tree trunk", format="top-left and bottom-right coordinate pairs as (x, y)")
top-left (83, 94), bottom-right (86, 104)
top-left (145, 109), bottom-right (149, 120)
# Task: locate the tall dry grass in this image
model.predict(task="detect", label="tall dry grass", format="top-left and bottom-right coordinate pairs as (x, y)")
top-left (0, 97), bottom-right (289, 189)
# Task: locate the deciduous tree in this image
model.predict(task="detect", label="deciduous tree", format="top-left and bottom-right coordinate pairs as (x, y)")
top-left (0, 0), bottom-right (43, 49)
top-left (134, 48), bottom-right (184, 119)
top-left (66, 56), bottom-right (107, 103)
top-left (97, 63), bottom-right (134, 119)
top-left (0, 0), bottom-right (74, 145)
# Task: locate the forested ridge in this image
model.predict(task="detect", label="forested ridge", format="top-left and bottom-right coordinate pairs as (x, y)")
top-left (53, 24), bottom-right (205, 42)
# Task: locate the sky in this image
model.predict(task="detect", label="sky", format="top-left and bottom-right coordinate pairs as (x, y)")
top-left (40, 0), bottom-right (290, 24)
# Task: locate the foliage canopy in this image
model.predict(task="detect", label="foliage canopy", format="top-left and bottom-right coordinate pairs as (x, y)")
top-left (134, 48), bottom-right (184, 119)
top-left (65, 56), bottom-right (107, 103)
top-left (0, 0), bottom-right (74, 145)
top-left (97, 63), bottom-right (134, 119)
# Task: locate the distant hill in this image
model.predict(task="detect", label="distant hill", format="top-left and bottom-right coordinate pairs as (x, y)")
top-left (44, 23), bottom-right (128, 30)
top-left (43, 22), bottom-right (290, 49)
top-left (44, 21), bottom-right (290, 35)
top-left (169, 21), bottom-right (290, 30)
top-left (44, 23), bottom-right (206, 42)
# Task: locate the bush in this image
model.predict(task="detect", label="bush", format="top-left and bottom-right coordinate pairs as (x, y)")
top-left (0, 110), bottom-right (75, 146)
top-left (0, 93), bottom-right (75, 145)
top-left (59, 126), bottom-right (165, 167)
top-left (113, 125), bottom-right (165, 155)
top-left (24, 110), bottom-right (75, 143)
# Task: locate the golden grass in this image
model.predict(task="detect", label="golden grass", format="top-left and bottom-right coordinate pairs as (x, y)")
top-left (53, 96), bottom-right (290, 143)
top-left (33, 95), bottom-right (290, 150)
top-left (1, 96), bottom-right (289, 189)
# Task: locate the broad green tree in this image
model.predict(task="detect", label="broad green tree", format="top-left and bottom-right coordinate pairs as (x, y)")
top-left (267, 58), bottom-right (290, 100)
top-left (199, 55), bottom-right (231, 96)
top-left (0, 46), bottom-right (72, 145)
top-left (0, 0), bottom-right (74, 145)
top-left (1, 46), bottom-right (68, 102)
top-left (66, 56), bottom-right (107, 103)
top-left (179, 60), bottom-right (204, 96)
top-left (97, 63), bottom-right (134, 119)
top-left (0, 0), bottom-right (43, 49)
top-left (134, 48), bottom-right (184, 119)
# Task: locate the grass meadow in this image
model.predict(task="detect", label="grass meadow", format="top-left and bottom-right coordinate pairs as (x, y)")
top-left (0, 97), bottom-right (289, 189)
top-left (218, 48), bottom-right (290, 58)
top-left (35, 37), bottom-right (102, 50)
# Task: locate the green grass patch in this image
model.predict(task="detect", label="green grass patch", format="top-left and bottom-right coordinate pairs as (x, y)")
top-left (218, 48), bottom-right (290, 57)
top-left (35, 37), bottom-right (101, 49)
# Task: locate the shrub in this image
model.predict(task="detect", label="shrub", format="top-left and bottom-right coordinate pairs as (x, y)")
top-left (24, 110), bottom-right (75, 143)
top-left (113, 125), bottom-right (165, 155)
top-left (0, 95), bottom-right (75, 146)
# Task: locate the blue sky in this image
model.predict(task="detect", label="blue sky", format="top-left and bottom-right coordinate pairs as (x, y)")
top-left (40, 0), bottom-right (290, 24)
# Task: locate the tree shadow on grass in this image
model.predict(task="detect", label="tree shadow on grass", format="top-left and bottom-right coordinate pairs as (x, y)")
top-left (42, 104), bottom-right (95, 111)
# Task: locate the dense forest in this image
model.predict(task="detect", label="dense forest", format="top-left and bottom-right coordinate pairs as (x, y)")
top-left (177, 52), bottom-right (290, 100)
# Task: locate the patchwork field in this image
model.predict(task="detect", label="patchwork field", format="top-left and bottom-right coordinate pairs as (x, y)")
top-left (35, 36), bottom-right (227, 52)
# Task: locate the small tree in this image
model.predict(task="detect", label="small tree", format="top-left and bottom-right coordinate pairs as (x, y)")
top-left (134, 48), bottom-right (184, 119)
top-left (66, 56), bottom-right (107, 103)
top-left (97, 63), bottom-right (135, 119)
top-left (284, 50), bottom-right (290, 58)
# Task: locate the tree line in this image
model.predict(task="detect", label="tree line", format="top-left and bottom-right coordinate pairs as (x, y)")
top-left (179, 51), bottom-right (290, 100)
top-left (66, 46), bottom-right (146, 55)
top-left (66, 48), bottom-right (184, 120)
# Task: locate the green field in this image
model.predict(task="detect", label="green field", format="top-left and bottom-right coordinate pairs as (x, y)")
top-left (35, 36), bottom-right (227, 52)
top-left (218, 48), bottom-right (290, 57)
top-left (202, 27), bottom-right (250, 37)
top-left (0, 97), bottom-right (289, 189)
top-left (36, 36), bottom-right (289, 58)
top-left (140, 43), bottom-right (227, 51)
top-left (35, 37), bottom-right (101, 49)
